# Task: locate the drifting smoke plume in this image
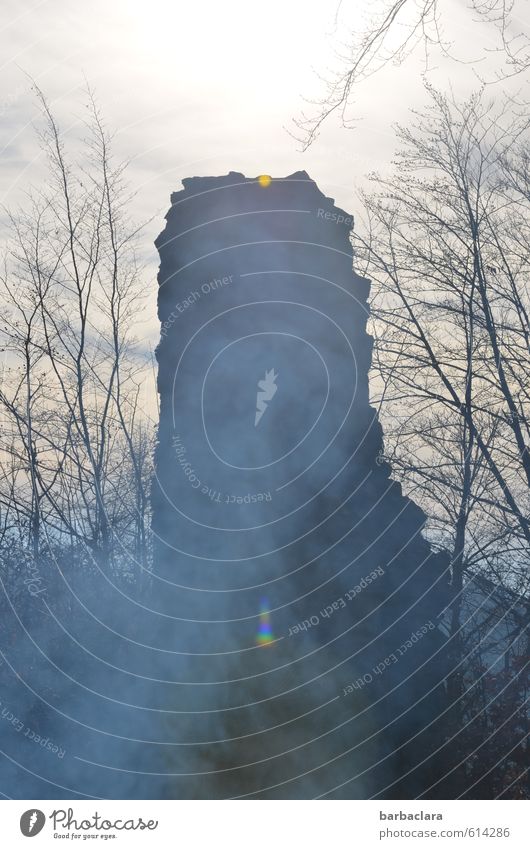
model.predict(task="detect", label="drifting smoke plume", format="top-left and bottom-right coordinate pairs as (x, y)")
top-left (0, 171), bottom-right (451, 800)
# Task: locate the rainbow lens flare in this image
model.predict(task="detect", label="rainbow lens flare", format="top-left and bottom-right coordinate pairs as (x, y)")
top-left (256, 598), bottom-right (274, 645)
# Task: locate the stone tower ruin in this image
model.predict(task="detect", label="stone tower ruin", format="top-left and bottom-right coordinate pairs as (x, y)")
top-left (152, 171), bottom-right (449, 799)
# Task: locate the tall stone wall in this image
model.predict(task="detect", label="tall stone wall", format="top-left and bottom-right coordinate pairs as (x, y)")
top-left (152, 171), bottom-right (450, 798)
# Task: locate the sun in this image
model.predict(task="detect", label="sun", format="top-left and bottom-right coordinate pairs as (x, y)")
top-left (257, 174), bottom-right (272, 188)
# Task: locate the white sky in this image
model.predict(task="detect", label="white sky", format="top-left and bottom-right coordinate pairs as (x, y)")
top-left (1, 0), bottom-right (527, 355)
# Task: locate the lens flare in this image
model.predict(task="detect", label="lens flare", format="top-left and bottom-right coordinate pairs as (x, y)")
top-left (256, 598), bottom-right (274, 645)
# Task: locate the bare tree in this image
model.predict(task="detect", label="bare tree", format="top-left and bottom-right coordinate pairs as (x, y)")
top-left (295, 0), bottom-right (530, 148)
top-left (0, 86), bottom-right (154, 588)
top-left (354, 85), bottom-right (530, 794)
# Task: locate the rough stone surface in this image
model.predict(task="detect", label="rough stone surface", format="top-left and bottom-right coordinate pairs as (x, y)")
top-left (152, 171), bottom-right (450, 798)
